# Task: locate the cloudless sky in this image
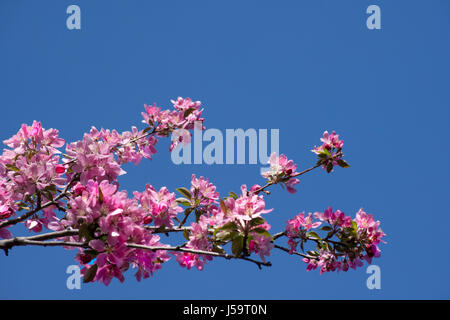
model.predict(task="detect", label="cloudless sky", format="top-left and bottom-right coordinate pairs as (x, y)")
top-left (0, 0), bottom-right (449, 299)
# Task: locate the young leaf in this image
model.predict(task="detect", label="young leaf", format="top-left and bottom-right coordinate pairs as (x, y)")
top-left (251, 227), bottom-right (271, 239)
top-left (183, 229), bottom-right (190, 241)
top-left (5, 164), bottom-right (20, 172)
top-left (232, 235), bottom-right (244, 257)
top-left (176, 187), bottom-right (192, 200)
top-left (250, 217), bottom-right (265, 227)
top-left (228, 191), bottom-right (238, 199)
top-left (306, 231), bottom-right (321, 240)
top-left (83, 264), bottom-right (98, 283)
top-left (326, 162), bottom-right (333, 173)
top-left (337, 159), bottom-right (350, 168)
top-left (176, 197), bottom-right (191, 206)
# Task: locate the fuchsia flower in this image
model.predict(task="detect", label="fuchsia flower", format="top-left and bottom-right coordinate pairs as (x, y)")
top-left (134, 184), bottom-right (183, 229)
top-left (314, 207), bottom-right (352, 228)
top-left (285, 207), bottom-right (385, 274)
top-left (247, 234), bottom-right (274, 262)
top-left (320, 131), bottom-right (343, 150)
top-left (233, 185), bottom-right (272, 223)
top-left (262, 152), bottom-right (300, 194)
top-left (312, 131), bottom-right (348, 172)
top-left (190, 174), bottom-right (220, 206)
top-left (287, 212), bottom-right (322, 235)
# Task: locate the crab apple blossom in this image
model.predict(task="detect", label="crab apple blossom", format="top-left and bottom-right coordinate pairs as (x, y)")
top-left (0, 97), bottom-right (385, 286)
top-left (312, 130), bottom-right (349, 173)
top-left (262, 152), bottom-right (300, 193)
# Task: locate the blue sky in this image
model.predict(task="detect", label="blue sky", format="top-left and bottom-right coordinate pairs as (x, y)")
top-left (0, 0), bottom-right (449, 299)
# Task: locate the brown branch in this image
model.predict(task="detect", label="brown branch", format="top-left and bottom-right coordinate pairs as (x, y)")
top-left (273, 244), bottom-right (318, 260)
top-left (253, 164), bottom-right (321, 195)
top-left (0, 230), bottom-right (271, 269)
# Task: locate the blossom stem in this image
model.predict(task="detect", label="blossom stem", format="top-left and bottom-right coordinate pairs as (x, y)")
top-left (253, 163), bottom-right (321, 195)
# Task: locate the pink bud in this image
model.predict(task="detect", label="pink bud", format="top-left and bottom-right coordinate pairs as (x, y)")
top-left (55, 165), bottom-right (66, 174)
top-left (144, 215), bottom-right (153, 224)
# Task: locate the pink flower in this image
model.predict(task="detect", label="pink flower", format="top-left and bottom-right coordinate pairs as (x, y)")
top-left (247, 234), bottom-right (274, 262)
top-left (133, 184), bottom-right (182, 228)
top-left (262, 152), bottom-right (300, 193)
top-left (233, 185), bottom-right (272, 224)
top-left (314, 207), bottom-right (351, 227)
top-left (312, 131), bottom-right (347, 172)
top-left (286, 212), bottom-right (322, 235)
top-left (190, 174), bottom-right (219, 206)
top-left (55, 165), bottom-right (66, 174)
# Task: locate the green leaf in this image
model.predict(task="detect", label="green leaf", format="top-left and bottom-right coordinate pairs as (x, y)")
top-left (217, 221), bottom-right (237, 232)
top-left (307, 250), bottom-right (319, 256)
top-left (212, 244), bottom-right (225, 254)
top-left (44, 184), bottom-right (57, 194)
top-left (320, 148), bottom-right (331, 156)
top-left (176, 187), bottom-right (192, 200)
top-left (251, 227), bottom-right (271, 239)
top-left (250, 217), bottom-right (265, 227)
top-left (83, 249), bottom-right (98, 260)
top-left (184, 108), bottom-right (195, 118)
top-left (320, 226), bottom-right (332, 231)
top-left (83, 264), bottom-right (98, 283)
top-left (326, 162), bottom-right (333, 173)
top-left (351, 220), bottom-right (358, 233)
top-left (142, 126), bottom-right (152, 134)
top-left (215, 230), bottom-right (238, 242)
top-left (228, 191), bottom-right (238, 199)
top-left (195, 210), bottom-right (202, 222)
top-left (337, 159), bottom-right (350, 168)
top-left (5, 164), bottom-right (20, 172)
top-left (232, 235), bottom-right (244, 257)
top-left (176, 197), bottom-right (191, 206)
top-left (306, 231), bottom-right (321, 240)
top-left (183, 229), bottom-right (190, 241)
top-left (41, 190), bottom-right (54, 202)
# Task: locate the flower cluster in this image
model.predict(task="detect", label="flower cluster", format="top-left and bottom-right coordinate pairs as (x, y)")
top-left (0, 99), bottom-right (386, 286)
top-left (285, 207), bottom-right (385, 274)
top-left (190, 174), bottom-right (220, 208)
top-left (0, 121), bottom-right (67, 237)
top-left (261, 152), bottom-right (300, 193)
top-left (312, 131), bottom-right (349, 172)
top-left (63, 179), bottom-right (171, 285)
top-left (133, 184), bottom-right (183, 229)
top-left (141, 97), bottom-right (204, 151)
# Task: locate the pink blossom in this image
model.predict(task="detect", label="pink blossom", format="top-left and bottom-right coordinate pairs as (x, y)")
top-left (133, 184), bottom-right (182, 228)
top-left (261, 152), bottom-right (300, 193)
top-left (286, 212), bottom-right (322, 236)
top-left (248, 234), bottom-right (274, 262)
top-left (190, 174), bottom-right (219, 206)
